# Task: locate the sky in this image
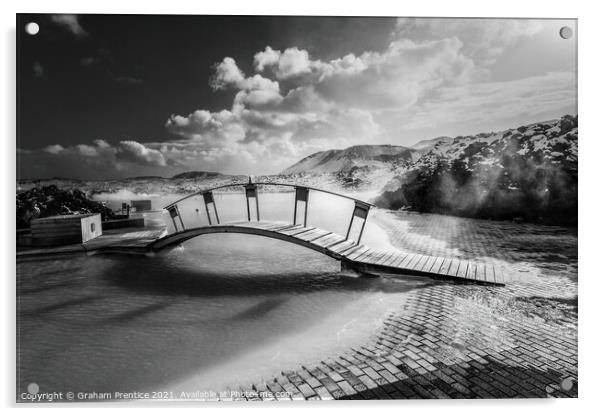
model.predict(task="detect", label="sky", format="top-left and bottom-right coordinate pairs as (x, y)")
top-left (17, 14), bottom-right (577, 180)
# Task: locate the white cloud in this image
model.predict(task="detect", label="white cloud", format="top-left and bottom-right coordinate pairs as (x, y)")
top-left (75, 144), bottom-right (99, 157)
top-left (44, 144), bottom-right (64, 154)
top-left (94, 139), bottom-right (111, 148)
top-left (248, 38), bottom-right (475, 112)
top-left (39, 139), bottom-right (167, 170)
top-left (166, 110), bottom-right (245, 144)
top-left (117, 140), bottom-right (166, 166)
top-left (210, 57), bottom-right (246, 90)
top-left (50, 14), bottom-right (88, 37)
top-left (316, 38), bottom-right (475, 111)
top-left (163, 24), bottom-right (574, 174)
top-left (31, 18), bottom-right (574, 178)
top-left (273, 47), bottom-right (312, 78)
top-left (394, 18), bottom-right (544, 65)
top-left (398, 71), bottom-right (576, 130)
top-left (165, 36), bottom-right (475, 172)
top-left (254, 47), bottom-right (315, 79)
top-left (254, 46), bottom-right (281, 71)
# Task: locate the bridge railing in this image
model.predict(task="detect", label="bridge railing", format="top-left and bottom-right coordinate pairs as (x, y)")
top-left (162, 179), bottom-right (374, 244)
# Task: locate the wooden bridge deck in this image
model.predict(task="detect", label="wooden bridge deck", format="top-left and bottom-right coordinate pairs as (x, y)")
top-left (17, 220), bottom-right (504, 285)
top-left (149, 220), bottom-right (504, 286)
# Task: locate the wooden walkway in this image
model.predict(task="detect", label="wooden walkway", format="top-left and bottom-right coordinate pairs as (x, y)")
top-left (148, 221), bottom-right (504, 286)
top-left (16, 227), bottom-right (168, 259)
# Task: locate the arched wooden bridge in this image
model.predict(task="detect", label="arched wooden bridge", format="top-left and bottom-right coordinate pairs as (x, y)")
top-left (143, 179), bottom-right (504, 286)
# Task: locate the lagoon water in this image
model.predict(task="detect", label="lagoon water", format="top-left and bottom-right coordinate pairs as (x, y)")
top-left (18, 190), bottom-right (422, 394)
top-left (17, 236), bottom-right (423, 394)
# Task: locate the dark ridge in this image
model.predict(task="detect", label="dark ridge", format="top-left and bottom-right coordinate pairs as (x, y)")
top-left (171, 171), bottom-right (226, 180)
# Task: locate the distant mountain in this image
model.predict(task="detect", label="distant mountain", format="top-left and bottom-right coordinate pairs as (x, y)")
top-left (17, 176), bottom-right (85, 184)
top-left (123, 175), bottom-right (166, 181)
top-left (410, 136), bottom-right (453, 151)
top-left (375, 115), bottom-right (578, 225)
top-left (282, 145), bottom-right (417, 174)
top-left (170, 171), bottom-right (231, 180)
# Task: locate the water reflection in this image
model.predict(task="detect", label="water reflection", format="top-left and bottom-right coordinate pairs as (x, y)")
top-left (17, 234), bottom-right (429, 395)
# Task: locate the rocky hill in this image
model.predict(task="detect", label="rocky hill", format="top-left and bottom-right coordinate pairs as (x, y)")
top-left (281, 144), bottom-right (419, 190)
top-left (410, 136), bottom-right (453, 151)
top-left (375, 115), bottom-right (578, 225)
top-left (282, 145), bottom-right (417, 174)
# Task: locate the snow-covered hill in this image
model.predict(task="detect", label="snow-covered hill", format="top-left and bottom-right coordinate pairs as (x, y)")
top-left (281, 144), bottom-right (420, 191)
top-left (376, 115), bottom-right (578, 225)
top-left (410, 117), bottom-right (577, 171)
top-left (282, 145), bottom-right (417, 174)
top-left (410, 136), bottom-right (453, 151)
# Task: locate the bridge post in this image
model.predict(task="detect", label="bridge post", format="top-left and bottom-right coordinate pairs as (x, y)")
top-left (175, 205), bottom-right (185, 230)
top-left (213, 202), bottom-right (220, 224)
top-left (293, 186), bottom-right (309, 227)
top-left (304, 191), bottom-right (309, 227)
top-left (167, 204), bottom-right (186, 232)
top-left (244, 179), bottom-right (260, 221)
top-left (256, 191), bottom-right (260, 221)
top-left (203, 191), bottom-right (220, 225)
top-left (345, 201), bottom-right (371, 244)
top-left (168, 206), bottom-right (179, 231)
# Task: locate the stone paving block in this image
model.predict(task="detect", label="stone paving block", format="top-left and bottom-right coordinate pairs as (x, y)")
top-left (388, 390), bottom-right (407, 399)
top-left (318, 376), bottom-right (345, 399)
top-left (362, 366), bottom-right (381, 381)
top-left (313, 386), bottom-right (334, 400)
top-left (327, 371), bottom-right (344, 383)
top-left (382, 362), bottom-right (404, 378)
top-left (340, 371), bottom-right (366, 390)
top-left (358, 374), bottom-right (378, 390)
top-left (410, 383), bottom-right (437, 399)
top-left (378, 369), bottom-right (398, 384)
top-left (372, 387), bottom-right (392, 400)
top-left (206, 212), bottom-right (578, 401)
top-left (307, 366), bottom-right (327, 380)
top-left (295, 383), bottom-right (316, 398)
top-left (337, 380), bottom-right (357, 396)
top-left (391, 381), bottom-right (420, 399)
top-left (358, 389), bottom-right (376, 400)
top-left (347, 365), bottom-right (364, 377)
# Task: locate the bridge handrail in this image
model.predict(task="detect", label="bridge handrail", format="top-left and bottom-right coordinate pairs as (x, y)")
top-left (163, 181), bottom-right (374, 210)
top-left (163, 179), bottom-right (374, 244)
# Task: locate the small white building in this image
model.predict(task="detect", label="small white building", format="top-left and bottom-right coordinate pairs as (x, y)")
top-left (30, 213), bottom-right (102, 246)
top-left (131, 200), bottom-right (152, 212)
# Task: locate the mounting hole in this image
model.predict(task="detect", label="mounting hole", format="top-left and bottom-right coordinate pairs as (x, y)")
top-left (559, 26), bottom-right (573, 39)
top-left (560, 377), bottom-right (574, 391)
top-left (27, 382), bottom-right (39, 394)
top-left (25, 22), bottom-right (39, 36)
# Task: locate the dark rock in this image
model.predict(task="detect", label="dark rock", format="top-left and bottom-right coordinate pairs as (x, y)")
top-left (16, 185), bottom-right (115, 229)
top-left (559, 114), bottom-right (577, 134)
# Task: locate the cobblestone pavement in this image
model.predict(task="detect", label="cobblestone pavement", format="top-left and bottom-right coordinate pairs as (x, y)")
top-left (222, 211), bottom-right (578, 400)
